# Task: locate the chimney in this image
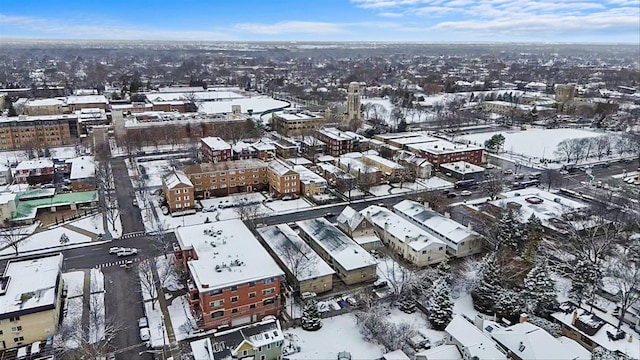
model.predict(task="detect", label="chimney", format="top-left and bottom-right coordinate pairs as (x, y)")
top-left (444, 212), bottom-right (451, 219)
top-left (467, 222), bottom-right (473, 230)
top-left (519, 313), bottom-right (528, 323)
top-left (474, 314), bottom-right (484, 330)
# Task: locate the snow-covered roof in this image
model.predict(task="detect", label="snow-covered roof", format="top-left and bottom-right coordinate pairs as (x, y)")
top-left (148, 91), bottom-right (244, 102)
top-left (382, 350), bottom-right (411, 360)
top-left (268, 159), bottom-right (296, 177)
top-left (318, 127), bottom-right (355, 141)
top-left (415, 345), bottom-right (462, 360)
top-left (317, 163), bottom-right (355, 180)
top-left (257, 224), bottom-right (335, 282)
top-left (440, 161), bottom-right (485, 174)
top-left (0, 193), bottom-right (16, 205)
top-left (66, 95), bottom-right (108, 105)
top-left (14, 158), bottom-right (54, 171)
top-left (175, 220), bottom-right (284, 293)
top-left (163, 170), bottom-right (193, 189)
top-left (293, 165), bottom-right (327, 186)
top-left (317, 155), bottom-right (336, 163)
top-left (389, 135), bottom-right (439, 146)
top-left (490, 188), bottom-right (588, 223)
top-left (286, 157), bottom-right (313, 166)
top-left (196, 97), bottom-right (289, 115)
top-left (251, 141), bottom-right (276, 151)
top-left (393, 200), bottom-right (478, 248)
top-left (491, 322), bottom-right (590, 360)
top-left (201, 137), bottom-right (231, 151)
top-left (362, 205), bottom-right (446, 252)
top-left (67, 156), bottom-right (95, 180)
top-left (0, 254), bottom-right (63, 318)
top-left (408, 140), bottom-right (483, 155)
top-left (26, 98), bottom-right (65, 107)
top-left (184, 159), bottom-right (267, 174)
top-left (445, 315), bottom-right (507, 360)
top-left (232, 140), bottom-right (254, 153)
top-left (273, 110), bottom-right (323, 121)
top-left (336, 206), bottom-right (365, 232)
top-left (296, 218), bottom-right (377, 272)
top-left (362, 154), bottom-right (404, 170)
top-left (338, 157), bottom-right (379, 174)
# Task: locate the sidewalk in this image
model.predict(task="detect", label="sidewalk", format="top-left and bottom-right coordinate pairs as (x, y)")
top-left (151, 261), bottom-right (181, 360)
top-left (62, 223), bottom-right (99, 240)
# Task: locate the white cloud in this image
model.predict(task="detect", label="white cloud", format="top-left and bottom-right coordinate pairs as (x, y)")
top-left (378, 12), bottom-right (405, 17)
top-left (234, 21), bottom-right (345, 35)
top-left (0, 14), bottom-right (231, 40)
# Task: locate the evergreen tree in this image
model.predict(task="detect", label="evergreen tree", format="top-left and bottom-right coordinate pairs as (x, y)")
top-left (437, 260), bottom-right (453, 286)
top-left (472, 254), bottom-right (503, 314)
top-left (301, 299), bottom-right (322, 331)
top-left (496, 210), bottom-right (524, 252)
top-left (591, 347), bottom-right (623, 360)
top-left (429, 279), bottom-right (453, 330)
top-left (523, 214), bottom-right (544, 263)
top-left (569, 259), bottom-right (600, 307)
top-left (495, 289), bottom-right (523, 320)
top-left (524, 258), bottom-right (558, 317)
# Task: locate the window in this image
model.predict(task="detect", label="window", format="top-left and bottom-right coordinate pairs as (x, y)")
top-left (261, 356), bottom-right (266, 360)
top-left (175, 196), bottom-right (181, 201)
top-left (249, 281), bottom-right (256, 287)
top-left (210, 299), bottom-right (224, 308)
top-left (230, 285), bottom-right (238, 292)
top-left (249, 292), bottom-right (256, 298)
top-left (11, 326), bottom-right (21, 333)
top-left (183, 189), bottom-right (188, 193)
top-left (231, 296), bottom-right (238, 303)
top-left (13, 336), bottom-right (24, 343)
top-left (231, 308), bottom-right (239, 314)
top-left (243, 350), bottom-right (248, 356)
top-left (263, 298), bottom-right (275, 306)
top-left (263, 278), bottom-right (274, 284)
top-left (212, 310), bottom-right (224, 319)
top-left (249, 304), bottom-right (256, 309)
top-left (262, 288), bottom-right (275, 296)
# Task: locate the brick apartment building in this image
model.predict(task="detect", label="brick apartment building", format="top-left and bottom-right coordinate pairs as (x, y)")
top-left (174, 220), bottom-right (285, 330)
top-left (271, 110), bottom-right (325, 137)
top-left (12, 159), bottom-right (55, 184)
top-left (162, 170), bottom-right (195, 213)
top-left (316, 127), bottom-right (355, 156)
top-left (182, 159), bottom-right (269, 199)
top-left (267, 160), bottom-right (300, 196)
top-left (0, 114), bottom-right (78, 151)
top-left (407, 140), bottom-right (483, 167)
top-left (200, 137), bottom-right (232, 163)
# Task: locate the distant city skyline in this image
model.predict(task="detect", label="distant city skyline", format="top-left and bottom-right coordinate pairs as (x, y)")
top-left (0, 0), bottom-right (638, 43)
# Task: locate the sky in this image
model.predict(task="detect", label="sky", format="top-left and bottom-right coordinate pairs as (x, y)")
top-left (0, 0), bottom-right (638, 43)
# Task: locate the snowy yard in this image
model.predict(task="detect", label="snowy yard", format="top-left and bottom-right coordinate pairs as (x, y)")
top-left (144, 301), bottom-right (170, 348)
top-left (167, 295), bottom-right (197, 341)
top-left (284, 313), bottom-right (384, 360)
top-left (264, 198), bottom-right (313, 212)
top-left (155, 255), bottom-right (184, 292)
top-left (89, 269), bottom-right (105, 344)
top-left (62, 271), bottom-right (85, 298)
top-left (0, 226), bottom-right (93, 257)
top-left (58, 297), bottom-right (83, 349)
top-left (69, 213), bottom-right (123, 238)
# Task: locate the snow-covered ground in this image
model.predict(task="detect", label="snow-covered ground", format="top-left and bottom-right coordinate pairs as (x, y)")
top-left (144, 301), bottom-right (170, 348)
top-left (416, 177), bottom-right (454, 190)
top-left (59, 297), bottom-right (83, 349)
top-left (89, 269), bottom-right (105, 344)
top-left (69, 213), bottom-right (123, 238)
top-left (0, 226), bottom-right (93, 256)
top-left (136, 159), bottom-right (176, 188)
top-left (284, 313), bottom-right (384, 360)
top-left (265, 198), bottom-right (313, 212)
top-left (63, 271), bottom-right (85, 298)
top-left (166, 295), bottom-right (197, 341)
top-left (156, 255), bottom-right (184, 292)
top-left (386, 307), bottom-right (445, 343)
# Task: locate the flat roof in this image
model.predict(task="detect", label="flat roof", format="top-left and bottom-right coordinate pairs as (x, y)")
top-left (338, 157), bottom-right (379, 174)
top-left (362, 205), bottom-right (446, 252)
top-left (66, 95), bottom-right (108, 105)
top-left (318, 127), bottom-right (355, 141)
top-left (201, 137), bottom-right (232, 151)
top-left (362, 154), bottom-right (404, 170)
top-left (67, 156), bottom-right (95, 180)
top-left (184, 159), bottom-right (267, 174)
top-left (490, 188), bottom-right (588, 223)
top-left (408, 140), bottom-right (483, 155)
top-left (293, 165), bottom-right (327, 185)
top-left (15, 159), bottom-right (54, 171)
top-left (440, 161), bottom-right (485, 174)
top-left (0, 254), bottom-right (62, 318)
top-left (296, 218), bottom-right (377, 272)
top-left (257, 224), bottom-right (335, 282)
top-left (274, 111), bottom-right (323, 121)
top-left (14, 191), bottom-right (97, 220)
top-left (176, 220), bottom-right (284, 292)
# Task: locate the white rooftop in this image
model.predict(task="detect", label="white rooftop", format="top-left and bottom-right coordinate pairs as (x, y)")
top-left (268, 159), bottom-right (296, 176)
top-left (338, 157), bottom-right (379, 174)
top-left (0, 254), bottom-right (63, 316)
top-left (445, 315), bottom-right (507, 360)
top-left (362, 205), bottom-right (446, 252)
top-left (15, 158), bottom-right (54, 171)
top-left (336, 206), bottom-right (364, 232)
top-left (201, 137), bottom-right (232, 151)
top-left (318, 127), bottom-right (355, 141)
top-left (440, 161), bottom-right (485, 174)
top-left (415, 345), bottom-right (462, 360)
top-left (66, 95), bottom-right (108, 105)
top-left (296, 218), bottom-right (377, 272)
top-left (163, 170), bottom-right (193, 189)
top-left (175, 220), bottom-right (284, 292)
top-left (67, 156), bottom-right (95, 180)
top-left (274, 110), bottom-right (323, 121)
top-left (490, 188), bottom-right (588, 223)
top-left (196, 97), bottom-right (289, 115)
top-left (362, 154), bottom-right (404, 170)
top-left (257, 224), bottom-right (335, 282)
top-left (393, 200), bottom-right (478, 248)
top-left (26, 98), bottom-right (65, 107)
top-left (408, 139), bottom-right (482, 155)
top-left (293, 165), bottom-right (327, 186)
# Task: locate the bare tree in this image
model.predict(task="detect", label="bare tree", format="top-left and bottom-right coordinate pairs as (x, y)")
top-left (481, 172), bottom-right (506, 200)
top-left (150, 220), bottom-right (172, 258)
top-left (138, 258), bottom-right (172, 310)
top-left (277, 239), bottom-right (317, 284)
top-left (234, 201), bottom-right (265, 232)
top-left (605, 252), bottom-right (640, 330)
top-left (0, 225), bottom-right (29, 256)
top-left (541, 169), bottom-right (563, 191)
top-left (96, 161), bottom-right (119, 233)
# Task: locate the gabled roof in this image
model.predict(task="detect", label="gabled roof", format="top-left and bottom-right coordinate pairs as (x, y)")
top-left (268, 159), bottom-right (297, 176)
top-left (336, 206), bottom-right (365, 232)
top-left (163, 170), bottom-right (193, 189)
top-left (445, 315), bottom-right (507, 360)
top-left (201, 137), bottom-right (232, 151)
top-left (491, 322), bottom-right (590, 360)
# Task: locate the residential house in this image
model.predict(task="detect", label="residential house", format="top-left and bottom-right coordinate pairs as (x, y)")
top-left (257, 224), bottom-right (334, 294)
top-left (272, 139), bottom-right (298, 159)
top-left (443, 315), bottom-right (507, 360)
top-left (162, 170), bottom-right (195, 214)
top-left (396, 152), bottom-right (432, 179)
top-left (296, 218), bottom-right (377, 286)
top-left (183, 159), bottom-right (269, 199)
top-left (336, 206), bottom-right (382, 251)
top-left (267, 160), bottom-right (299, 196)
top-left (361, 154), bottom-right (405, 181)
top-left (66, 156), bottom-right (96, 192)
top-left (292, 165), bottom-right (326, 197)
top-left (189, 318), bottom-right (285, 360)
top-left (362, 205), bottom-right (447, 266)
top-left (201, 137), bottom-right (232, 163)
top-left (393, 200), bottom-right (483, 258)
top-left (337, 156), bottom-right (381, 187)
top-left (406, 140), bottom-right (483, 167)
top-left (232, 141), bottom-right (257, 160)
top-left (251, 141), bottom-right (276, 161)
top-left (0, 254), bottom-right (64, 350)
top-left (174, 220), bottom-right (285, 330)
top-left (0, 193), bottom-right (17, 223)
top-left (12, 159), bottom-right (55, 185)
top-left (0, 164), bottom-right (11, 185)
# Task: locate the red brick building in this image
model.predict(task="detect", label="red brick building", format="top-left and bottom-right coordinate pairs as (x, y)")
top-left (200, 137), bottom-right (232, 163)
top-left (316, 127), bottom-right (355, 157)
top-left (174, 220), bottom-right (285, 330)
top-left (407, 140), bottom-right (483, 168)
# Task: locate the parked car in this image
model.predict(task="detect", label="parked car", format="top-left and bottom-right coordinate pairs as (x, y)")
top-left (460, 190), bottom-right (472, 196)
top-left (117, 248), bottom-right (138, 257)
top-left (138, 317), bottom-right (148, 328)
top-left (139, 327), bottom-right (151, 341)
top-left (446, 193), bottom-right (457, 198)
top-left (325, 212), bottom-right (335, 218)
top-left (109, 247), bottom-right (124, 254)
top-left (503, 169), bottom-right (514, 174)
top-left (514, 173), bottom-right (525, 180)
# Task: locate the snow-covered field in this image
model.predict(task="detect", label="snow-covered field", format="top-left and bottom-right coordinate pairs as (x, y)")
top-left (284, 314), bottom-right (384, 360)
top-left (59, 297), bottom-right (83, 349)
top-left (0, 226), bottom-right (93, 256)
top-left (69, 213), bottom-right (123, 238)
top-left (462, 128), bottom-right (604, 160)
top-left (416, 177), bottom-right (454, 190)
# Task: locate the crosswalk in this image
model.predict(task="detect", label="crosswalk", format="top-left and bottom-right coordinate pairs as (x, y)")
top-left (121, 231), bottom-right (146, 239)
top-left (95, 257), bottom-right (142, 269)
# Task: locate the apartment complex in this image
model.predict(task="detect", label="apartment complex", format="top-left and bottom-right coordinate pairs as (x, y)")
top-left (182, 159), bottom-right (269, 199)
top-left (0, 254), bottom-right (63, 350)
top-left (0, 114), bottom-right (78, 151)
top-left (12, 159), bottom-right (55, 185)
top-left (200, 137), bottom-right (232, 163)
top-left (271, 110), bottom-right (324, 137)
top-left (266, 160), bottom-right (299, 196)
top-left (316, 128), bottom-right (355, 156)
top-left (174, 220), bottom-right (285, 330)
top-left (406, 140), bottom-right (483, 167)
top-left (162, 170), bottom-right (195, 214)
